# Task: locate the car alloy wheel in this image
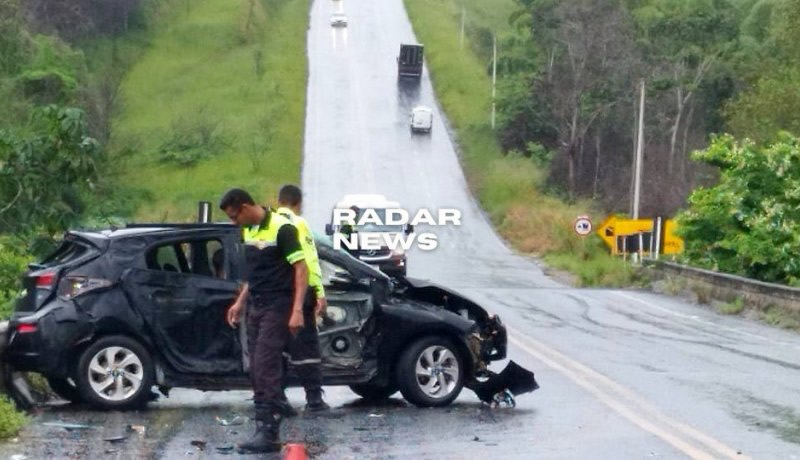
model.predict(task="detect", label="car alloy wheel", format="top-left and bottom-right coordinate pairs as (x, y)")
top-left (397, 336), bottom-right (464, 407)
top-left (87, 346), bottom-right (144, 401)
top-left (414, 345), bottom-right (460, 399)
top-left (76, 335), bottom-right (154, 410)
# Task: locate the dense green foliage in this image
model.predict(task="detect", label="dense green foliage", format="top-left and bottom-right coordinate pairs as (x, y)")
top-left (677, 134), bottom-right (800, 285)
top-left (0, 395), bottom-right (26, 439)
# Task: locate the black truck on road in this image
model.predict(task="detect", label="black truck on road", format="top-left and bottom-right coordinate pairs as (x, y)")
top-left (397, 44), bottom-right (424, 78)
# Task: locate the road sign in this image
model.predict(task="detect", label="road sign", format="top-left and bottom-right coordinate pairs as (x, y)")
top-left (574, 216), bottom-right (592, 236)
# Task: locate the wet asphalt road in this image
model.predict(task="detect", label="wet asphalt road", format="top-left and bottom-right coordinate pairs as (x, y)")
top-left (4, 0), bottom-right (800, 458)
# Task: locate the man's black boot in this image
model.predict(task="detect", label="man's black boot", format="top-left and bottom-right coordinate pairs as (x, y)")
top-left (238, 413), bottom-right (281, 454)
top-left (305, 389), bottom-right (330, 412)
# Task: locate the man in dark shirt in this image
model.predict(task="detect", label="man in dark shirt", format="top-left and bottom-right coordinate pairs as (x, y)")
top-left (220, 188), bottom-right (308, 454)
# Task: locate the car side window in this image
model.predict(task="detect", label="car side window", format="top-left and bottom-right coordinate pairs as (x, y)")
top-left (145, 239), bottom-right (225, 279)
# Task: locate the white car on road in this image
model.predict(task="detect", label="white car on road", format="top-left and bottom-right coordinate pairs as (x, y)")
top-left (410, 106), bottom-right (433, 133)
top-left (330, 13), bottom-right (348, 27)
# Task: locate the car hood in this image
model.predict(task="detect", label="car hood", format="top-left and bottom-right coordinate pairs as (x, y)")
top-left (400, 277), bottom-right (493, 323)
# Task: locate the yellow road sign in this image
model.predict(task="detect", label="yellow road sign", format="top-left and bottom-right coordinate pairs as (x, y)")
top-left (596, 215), bottom-right (683, 255)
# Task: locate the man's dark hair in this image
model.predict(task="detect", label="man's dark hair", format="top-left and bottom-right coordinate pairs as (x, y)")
top-left (219, 188), bottom-right (255, 210)
top-left (278, 184), bottom-right (302, 207)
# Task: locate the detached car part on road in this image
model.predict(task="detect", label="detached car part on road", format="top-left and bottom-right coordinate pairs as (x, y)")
top-left (3, 224), bottom-right (537, 410)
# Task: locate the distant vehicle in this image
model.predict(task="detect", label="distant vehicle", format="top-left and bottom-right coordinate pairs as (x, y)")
top-left (410, 106), bottom-right (433, 133)
top-left (325, 194), bottom-right (411, 278)
top-left (330, 13), bottom-right (348, 27)
top-left (397, 44), bottom-right (423, 78)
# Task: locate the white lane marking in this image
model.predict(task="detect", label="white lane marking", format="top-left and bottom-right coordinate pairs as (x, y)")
top-left (509, 328), bottom-right (748, 459)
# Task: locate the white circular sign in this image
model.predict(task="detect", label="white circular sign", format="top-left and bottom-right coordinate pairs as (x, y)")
top-left (574, 216), bottom-right (592, 236)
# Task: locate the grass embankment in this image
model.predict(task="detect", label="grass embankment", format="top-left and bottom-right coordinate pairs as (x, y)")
top-left (404, 0), bottom-right (635, 286)
top-left (112, 0), bottom-right (309, 220)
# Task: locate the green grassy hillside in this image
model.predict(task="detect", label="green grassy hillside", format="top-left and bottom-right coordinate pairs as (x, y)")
top-left (112, 0), bottom-right (309, 220)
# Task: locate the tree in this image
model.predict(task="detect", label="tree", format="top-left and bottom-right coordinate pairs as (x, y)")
top-left (633, 0), bottom-right (738, 173)
top-left (677, 133), bottom-right (800, 285)
top-left (529, 0), bottom-right (638, 198)
top-left (0, 106), bottom-right (101, 236)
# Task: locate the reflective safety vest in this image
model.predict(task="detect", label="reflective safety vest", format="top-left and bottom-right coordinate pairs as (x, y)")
top-left (277, 207), bottom-right (326, 299)
top-left (242, 209), bottom-right (305, 300)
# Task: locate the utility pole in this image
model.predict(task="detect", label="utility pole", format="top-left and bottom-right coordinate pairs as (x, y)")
top-left (632, 79), bottom-right (645, 219)
top-left (491, 32), bottom-right (497, 130)
top-left (460, 7), bottom-right (465, 49)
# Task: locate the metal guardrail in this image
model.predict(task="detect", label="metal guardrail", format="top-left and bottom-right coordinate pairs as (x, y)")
top-left (646, 260), bottom-right (800, 312)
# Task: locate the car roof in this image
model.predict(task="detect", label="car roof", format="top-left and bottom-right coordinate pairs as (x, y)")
top-left (69, 223), bottom-right (238, 241)
top-left (412, 106), bottom-right (432, 113)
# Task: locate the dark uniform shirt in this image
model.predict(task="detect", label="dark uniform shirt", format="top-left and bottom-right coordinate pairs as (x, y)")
top-left (243, 208), bottom-right (305, 308)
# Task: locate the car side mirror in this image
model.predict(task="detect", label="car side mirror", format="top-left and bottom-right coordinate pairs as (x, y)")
top-left (405, 224), bottom-right (414, 235)
top-left (325, 224), bottom-right (334, 235)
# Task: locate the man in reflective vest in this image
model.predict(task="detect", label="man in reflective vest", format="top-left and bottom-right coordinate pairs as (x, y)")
top-left (277, 184), bottom-right (330, 412)
top-left (220, 188), bottom-right (308, 454)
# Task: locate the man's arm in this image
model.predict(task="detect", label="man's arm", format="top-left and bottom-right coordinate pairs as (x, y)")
top-left (290, 260), bottom-right (309, 333)
top-left (226, 282), bottom-right (249, 328)
top-left (277, 223), bottom-right (307, 335)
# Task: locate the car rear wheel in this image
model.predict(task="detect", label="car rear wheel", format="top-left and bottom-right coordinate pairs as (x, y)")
top-left (349, 383), bottom-right (398, 401)
top-left (75, 335), bottom-right (154, 410)
top-left (46, 377), bottom-right (83, 404)
top-left (396, 336), bottom-right (464, 407)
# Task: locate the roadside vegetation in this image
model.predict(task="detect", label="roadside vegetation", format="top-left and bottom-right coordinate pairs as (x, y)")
top-left (112, 0), bottom-right (308, 220)
top-left (0, 0), bottom-right (307, 439)
top-left (404, 0), bottom-right (800, 287)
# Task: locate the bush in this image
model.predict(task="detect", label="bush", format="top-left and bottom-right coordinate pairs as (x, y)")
top-left (0, 237), bottom-right (29, 319)
top-left (158, 114), bottom-right (228, 167)
top-left (677, 133), bottom-right (800, 285)
top-left (0, 394), bottom-right (26, 440)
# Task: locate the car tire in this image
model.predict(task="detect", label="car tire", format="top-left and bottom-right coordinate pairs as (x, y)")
top-left (349, 383), bottom-right (398, 401)
top-left (75, 335), bottom-right (155, 410)
top-left (46, 377), bottom-right (83, 404)
top-left (396, 336), bottom-right (464, 407)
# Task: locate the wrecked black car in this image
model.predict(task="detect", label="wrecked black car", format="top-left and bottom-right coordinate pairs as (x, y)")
top-left (3, 223), bottom-right (537, 410)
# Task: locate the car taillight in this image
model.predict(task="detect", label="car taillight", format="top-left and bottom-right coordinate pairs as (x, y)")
top-left (57, 276), bottom-right (113, 299)
top-left (17, 323), bottom-right (37, 334)
top-left (35, 271), bottom-right (57, 288)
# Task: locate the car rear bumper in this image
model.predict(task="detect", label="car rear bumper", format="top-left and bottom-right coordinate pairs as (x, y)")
top-left (5, 300), bottom-right (87, 378)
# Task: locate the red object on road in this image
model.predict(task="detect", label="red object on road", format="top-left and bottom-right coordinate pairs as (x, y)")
top-left (283, 443), bottom-right (308, 460)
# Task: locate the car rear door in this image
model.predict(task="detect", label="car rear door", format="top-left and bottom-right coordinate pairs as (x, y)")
top-left (121, 236), bottom-right (242, 375)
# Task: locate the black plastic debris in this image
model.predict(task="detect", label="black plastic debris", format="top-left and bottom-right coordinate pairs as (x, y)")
top-left (470, 360), bottom-right (539, 405)
top-left (103, 434), bottom-right (129, 443)
top-left (190, 440), bottom-right (207, 451)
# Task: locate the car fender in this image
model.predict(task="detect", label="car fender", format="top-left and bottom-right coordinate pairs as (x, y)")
top-left (378, 301), bottom-right (477, 377)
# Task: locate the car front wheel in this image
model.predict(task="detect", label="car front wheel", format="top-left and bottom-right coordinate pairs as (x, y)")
top-left (396, 336), bottom-right (464, 407)
top-left (75, 335), bottom-right (154, 410)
